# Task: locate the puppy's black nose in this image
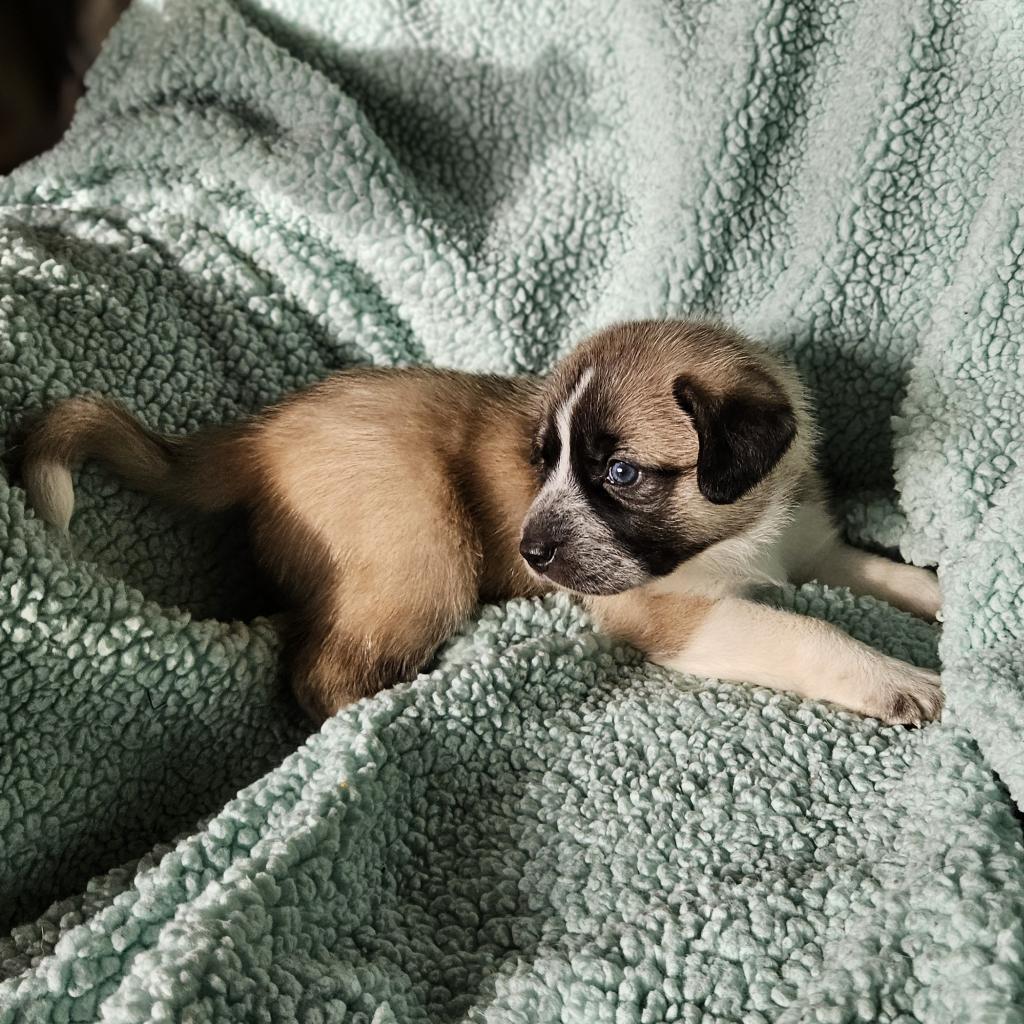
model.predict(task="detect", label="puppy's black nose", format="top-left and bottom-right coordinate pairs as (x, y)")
top-left (520, 538), bottom-right (558, 571)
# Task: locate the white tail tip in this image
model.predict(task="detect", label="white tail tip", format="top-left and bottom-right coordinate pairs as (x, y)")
top-left (24, 460), bottom-right (75, 533)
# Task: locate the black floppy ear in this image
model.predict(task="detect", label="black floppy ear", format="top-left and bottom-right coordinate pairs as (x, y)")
top-left (673, 375), bottom-right (797, 505)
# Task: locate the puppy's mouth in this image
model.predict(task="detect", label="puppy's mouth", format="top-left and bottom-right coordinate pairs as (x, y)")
top-left (520, 549), bottom-right (644, 597)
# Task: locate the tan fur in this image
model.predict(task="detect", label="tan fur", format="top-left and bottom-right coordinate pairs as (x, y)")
top-left (247, 370), bottom-right (544, 718)
top-left (19, 319), bottom-right (942, 726)
top-left (587, 589), bottom-right (713, 657)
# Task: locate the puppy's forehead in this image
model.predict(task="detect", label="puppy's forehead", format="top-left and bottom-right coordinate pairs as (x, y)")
top-left (543, 349), bottom-right (697, 465)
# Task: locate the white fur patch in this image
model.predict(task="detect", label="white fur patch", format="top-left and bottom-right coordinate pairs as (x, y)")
top-left (651, 497), bottom-right (796, 600)
top-left (543, 366), bottom-right (594, 499)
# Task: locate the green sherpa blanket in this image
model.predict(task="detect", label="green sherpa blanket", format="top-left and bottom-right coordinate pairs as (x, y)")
top-left (2, 0), bottom-right (1024, 1020)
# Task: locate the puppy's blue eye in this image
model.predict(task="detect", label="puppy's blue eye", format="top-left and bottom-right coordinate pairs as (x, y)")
top-left (606, 460), bottom-right (639, 486)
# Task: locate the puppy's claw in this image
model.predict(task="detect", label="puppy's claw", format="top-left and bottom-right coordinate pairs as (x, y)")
top-left (877, 666), bottom-right (943, 726)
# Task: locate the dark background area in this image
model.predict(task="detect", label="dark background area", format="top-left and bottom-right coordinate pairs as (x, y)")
top-left (0, 0), bottom-right (128, 173)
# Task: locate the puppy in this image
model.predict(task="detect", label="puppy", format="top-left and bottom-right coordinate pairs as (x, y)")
top-left (20, 319), bottom-right (943, 725)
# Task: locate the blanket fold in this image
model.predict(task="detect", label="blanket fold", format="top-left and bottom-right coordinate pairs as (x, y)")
top-left (2, 0), bottom-right (1023, 1020)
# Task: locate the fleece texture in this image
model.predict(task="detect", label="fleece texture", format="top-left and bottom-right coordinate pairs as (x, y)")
top-left (2, 0), bottom-right (1024, 1020)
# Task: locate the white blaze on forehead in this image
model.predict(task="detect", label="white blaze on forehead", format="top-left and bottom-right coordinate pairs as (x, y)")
top-left (545, 367), bottom-right (595, 496)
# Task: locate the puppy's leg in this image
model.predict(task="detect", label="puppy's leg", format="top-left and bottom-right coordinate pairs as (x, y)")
top-left (288, 607), bottom-right (438, 725)
top-left (799, 542), bottom-right (942, 621)
top-left (281, 549), bottom-right (479, 725)
top-left (786, 503), bottom-right (941, 620)
top-left (251, 423), bottom-right (484, 724)
top-left (597, 594), bottom-right (942, 725)
top-left (261, 507), bottom-right (479, 725)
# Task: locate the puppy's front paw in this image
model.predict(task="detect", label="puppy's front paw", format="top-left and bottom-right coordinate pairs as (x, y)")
top-left (873, 662), bottom-right (943, 726)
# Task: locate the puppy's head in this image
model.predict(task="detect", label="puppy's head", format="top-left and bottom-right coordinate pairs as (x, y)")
top-left (519, 319), bottom-right (807, 595)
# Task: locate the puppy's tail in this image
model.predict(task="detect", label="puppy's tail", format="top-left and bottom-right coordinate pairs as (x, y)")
top-left (21, 396), bottom-right (256, 532)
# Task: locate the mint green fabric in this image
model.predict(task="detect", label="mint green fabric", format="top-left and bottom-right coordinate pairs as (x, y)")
top-left (2, 0), bottom-right (1023, 1020)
